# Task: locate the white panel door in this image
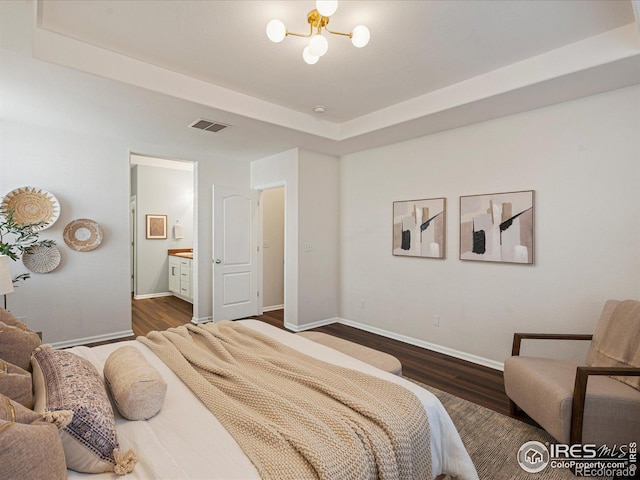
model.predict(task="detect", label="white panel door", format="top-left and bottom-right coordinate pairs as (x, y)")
top-left (212, 185), bottom-right (259, 321)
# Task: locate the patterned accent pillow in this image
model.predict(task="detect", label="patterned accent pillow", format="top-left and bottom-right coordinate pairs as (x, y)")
top-left (31, 345), bottom-right (137, 475)
top-left (0, 358), bottom-right (33, 408)
top-left (0, 320), bottom-right (41, 371)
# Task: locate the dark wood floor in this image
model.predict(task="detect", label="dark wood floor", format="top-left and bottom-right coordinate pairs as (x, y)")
top-left (131, 295), bottom-right (193, 337)
top-left (256, 310), bottom-right (512, 416)
top-left (129, 296), bottom-right (531, 422)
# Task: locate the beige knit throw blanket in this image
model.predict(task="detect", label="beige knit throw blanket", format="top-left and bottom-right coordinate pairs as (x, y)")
top-left (588, 299), bottom-right (640, 390)
top-left (138, 321), bottom-right (432, 480)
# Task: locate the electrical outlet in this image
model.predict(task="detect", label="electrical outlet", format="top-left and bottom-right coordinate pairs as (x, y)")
top-left (432, 315), bottom-right (440, 327)
top-left (303, 242), bottom-right (313, 252)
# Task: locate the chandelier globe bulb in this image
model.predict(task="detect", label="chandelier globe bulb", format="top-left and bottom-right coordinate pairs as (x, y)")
top-left (308, 34), bottom-right (329, 57)
top-left (266, 19), bottom-right (286, 43)
top-left (316, 0), bottom-right (338, 17)
top-left (303, 47), bottom-right (320, 64)
top-left (351, 25), bottom-right (370, 48)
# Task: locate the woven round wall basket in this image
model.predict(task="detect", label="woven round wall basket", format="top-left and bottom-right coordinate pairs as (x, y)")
top-left (0, 186), bottom-right (60, 231)
top-left (22, 245), bottom-right (61, 274)
top-left (63, 219), bottom-right (104, 252)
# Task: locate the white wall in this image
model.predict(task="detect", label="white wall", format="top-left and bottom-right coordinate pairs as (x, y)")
top-left (262, 187), bottom-right (284, 309)
top-left (0, 47), bottom-right (254, 342)
top-left (251, 148), bottom-right (340, 330)
top-left (134, 164), bottom-right (193, 297)
top-left (0, 115), bottom-right (250, 342)
top-left (0, 120), bottom-right (132, 343)
top-left (339, 85), bottom-right (640, 368)
top-left (298, 150), bottom-right (340, 326)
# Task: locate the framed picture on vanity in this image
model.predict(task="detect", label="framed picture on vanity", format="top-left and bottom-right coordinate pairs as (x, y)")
top-left (146, 214), bottom-right (167, 239)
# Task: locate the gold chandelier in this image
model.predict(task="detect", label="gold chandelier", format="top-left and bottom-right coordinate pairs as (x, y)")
top-left (266, 0), bottom-right (370, 65)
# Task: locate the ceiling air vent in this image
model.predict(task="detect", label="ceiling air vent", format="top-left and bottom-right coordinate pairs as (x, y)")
top-left (189, 119), bottom-right (229, 133)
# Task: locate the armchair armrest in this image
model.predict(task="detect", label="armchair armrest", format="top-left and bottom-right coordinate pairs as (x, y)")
top-left (511, 333), bottom-right (593, 356)
top-left (571, 366), bottom-right (640, 444)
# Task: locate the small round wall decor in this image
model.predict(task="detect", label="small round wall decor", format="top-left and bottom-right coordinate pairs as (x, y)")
top-left (63, 219), bottom-right (104, 252)
top-left (1, 186), bottom-right (60, 231)
top-left (22, 245), bottom-right (61, 274)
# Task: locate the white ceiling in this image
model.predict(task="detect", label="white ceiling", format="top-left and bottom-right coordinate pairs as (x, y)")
top-left (38, 0), bottom-right (635, 122)
top-left (2, 1), bottom-right (640, 160)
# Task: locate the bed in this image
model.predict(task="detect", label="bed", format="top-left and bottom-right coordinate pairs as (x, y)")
top-left (0, 310), bottom-right (478, 479)
top-left (57, 319), bottom-right (478, 480)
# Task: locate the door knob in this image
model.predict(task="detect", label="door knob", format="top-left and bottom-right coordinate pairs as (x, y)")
top-left (215, 259), bottom-right (221, 264)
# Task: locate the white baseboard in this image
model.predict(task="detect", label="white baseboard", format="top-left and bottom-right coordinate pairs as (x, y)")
top-left (49, 315), bottom-right (502, 370)
top-left (133, 292), bottom-right (173, 300)
top-left (263, 304), bottom-right (284, 312)
top-left (51, 330), bottom-right (135, 349)
top-left (191, 316), bottom-right (212, 324)
top-left (337, 317), bottom-right (504, 371)
top-left (284, 317), bottom-right (340, 332)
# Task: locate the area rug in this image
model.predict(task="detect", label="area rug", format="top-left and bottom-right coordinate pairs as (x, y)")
top-left (413, 381), bottom-right (614, 480)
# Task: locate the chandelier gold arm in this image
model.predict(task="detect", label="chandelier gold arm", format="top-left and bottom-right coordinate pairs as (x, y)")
top-left (324, 26), bottom-right (352, 38)
top-left (283, 9), bottom-right (352, 39)
top-left (284, 22), bottom-right (314, 39)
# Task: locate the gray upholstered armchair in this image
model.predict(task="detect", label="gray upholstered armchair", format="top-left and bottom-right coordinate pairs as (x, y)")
top-left (504, 300), bottom-right (640, 446)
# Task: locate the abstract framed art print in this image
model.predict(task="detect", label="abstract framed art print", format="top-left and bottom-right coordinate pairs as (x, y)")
top-left (459, 190), bottom-right (534, 264)
top-left (393, 198), bottom-right (445, 259)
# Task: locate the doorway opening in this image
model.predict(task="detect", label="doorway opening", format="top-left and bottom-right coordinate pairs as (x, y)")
top-left (261, 187), bottom-right (285, 313)
top-left (130, 154), bottom-right (196, 325)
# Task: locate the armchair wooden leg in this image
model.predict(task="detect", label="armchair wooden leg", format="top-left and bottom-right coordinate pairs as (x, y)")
top-left (509, 399), bottom-right (519, 416)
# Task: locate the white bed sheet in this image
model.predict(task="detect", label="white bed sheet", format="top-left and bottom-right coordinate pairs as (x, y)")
top-left (66, 320), bottom-right (478, 480)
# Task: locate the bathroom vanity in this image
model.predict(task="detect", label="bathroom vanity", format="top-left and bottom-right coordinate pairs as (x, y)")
top-left (168, 249), bottom-right (193, 303)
